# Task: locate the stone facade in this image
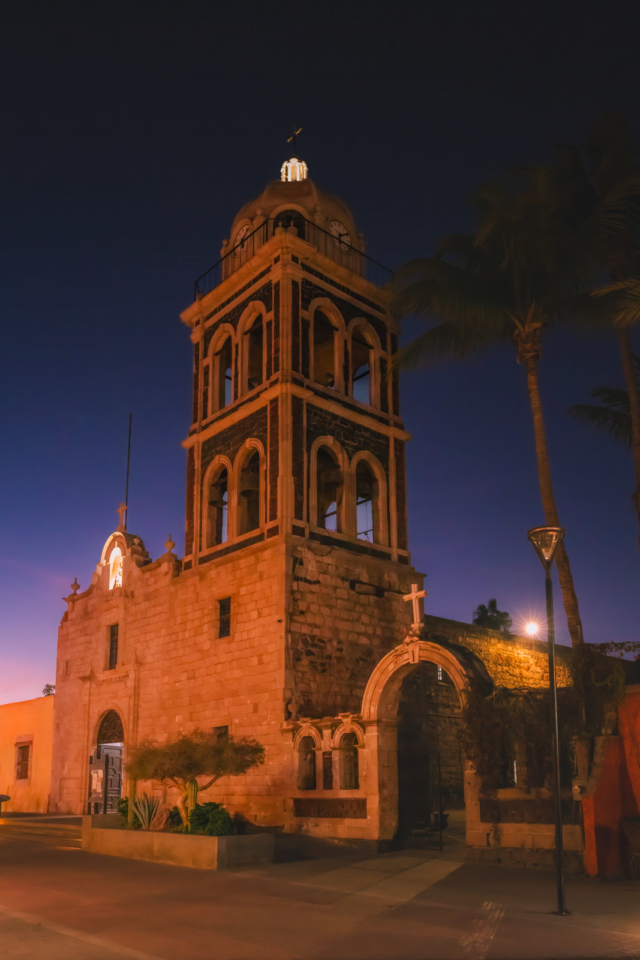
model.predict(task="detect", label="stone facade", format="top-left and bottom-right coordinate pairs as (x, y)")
top-left (49, 165), bottom-right (583, 866)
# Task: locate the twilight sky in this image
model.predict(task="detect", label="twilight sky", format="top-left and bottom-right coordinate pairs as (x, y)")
top-left (1, 4), bottom-right (639, 703)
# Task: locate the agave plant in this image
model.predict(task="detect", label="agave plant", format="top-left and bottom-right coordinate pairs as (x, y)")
top-left (132, 792), bottom-right (161, 831)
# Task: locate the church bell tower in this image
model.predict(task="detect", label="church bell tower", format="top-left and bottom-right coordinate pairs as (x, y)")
top-left (180, 151), bottom-right (420, 720)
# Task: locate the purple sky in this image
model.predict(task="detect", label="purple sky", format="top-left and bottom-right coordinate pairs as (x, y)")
top-left (1, 8), bottom-right (639, 704)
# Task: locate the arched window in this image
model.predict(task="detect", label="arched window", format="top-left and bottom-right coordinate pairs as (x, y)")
top-left (246, 316), bottom-right (264, 390)
top-left (298, 736), bottom-right (316, 790)
top-left (274, 208), bottom-right (306, 238)
top-left (316, 447), bottom-right (343, 532)
top-left (313, 311), bottom-right (336, 389)
top-left (238, 451), bottom-right (261, 534)
top-left (109, 548), bottom-right (123, 590)
top-left (355, 460), bottom-right (378, 543)
top-left (97, 710), bottom-right (124, 745)
top-left (206, 467), bottom-right (228, 547)
top-left (215, 336), bottom-right (233, 410)
top-left (339, 732), bottom-right (359, 789)
top-left (351, 327), bottom-right (373, 405)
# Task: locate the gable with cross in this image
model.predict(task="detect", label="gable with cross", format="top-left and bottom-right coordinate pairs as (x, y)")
top-left (403, 583), bottom-right (427, 626)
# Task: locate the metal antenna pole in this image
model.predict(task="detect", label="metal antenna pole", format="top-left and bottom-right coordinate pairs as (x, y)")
top-left (124, 413), bottom-right (132, 531)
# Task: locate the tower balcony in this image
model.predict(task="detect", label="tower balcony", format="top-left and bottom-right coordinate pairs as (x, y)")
top-left (194, 216), bottom-right (392, 301)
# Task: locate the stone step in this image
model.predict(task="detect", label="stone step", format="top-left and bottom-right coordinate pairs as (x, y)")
top-left (0, 820), bottom-right (82, 847)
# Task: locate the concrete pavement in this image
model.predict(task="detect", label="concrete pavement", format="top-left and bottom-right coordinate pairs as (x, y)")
top-left (1, 835), bottom-right (639, 959)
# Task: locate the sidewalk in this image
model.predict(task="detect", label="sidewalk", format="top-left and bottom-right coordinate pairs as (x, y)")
top-left (1, 835), bottom-right (639, 959)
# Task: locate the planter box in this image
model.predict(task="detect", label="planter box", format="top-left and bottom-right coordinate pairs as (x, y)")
top-left (81, 816), bottom-right (274, 870)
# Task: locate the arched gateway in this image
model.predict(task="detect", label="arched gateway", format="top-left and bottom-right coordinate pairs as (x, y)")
top-left (87, 709), bottom-right (125, 815)
top-left (361, 636), bottom-right (477, 844)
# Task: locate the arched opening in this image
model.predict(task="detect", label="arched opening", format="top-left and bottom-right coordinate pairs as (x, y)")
top-left (297, 736), bottom-right (317, 790)
top-left (316, 447), bottom-right (343, 532)
top-left (274, 208), bottom-right (306, 239)
top-left (246, 316), bottom-right (264, 390)
top-left (339, 732), bottom-right (359, 789)
top-left (216, 336), bottom-right (233, 409)
top-left (206, 467), bottom-right (228, 547)
top-left (109, 547), bottom-right (123, 590)
top-left (238, 450), bottom-right (261, 534)
top-left (89, 710), bottom-right (124, 815)
top-left (397, 662), bottom-right (465, 848)
top-left (351, 327), bottom-right (372, 404)
top-left (313, 311), bottom-right (336, 389)
top-left (355, 460), bottom-right (378, 543)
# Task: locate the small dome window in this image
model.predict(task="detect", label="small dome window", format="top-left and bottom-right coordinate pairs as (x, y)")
top-left (109, 547), bottom-right (123, 590)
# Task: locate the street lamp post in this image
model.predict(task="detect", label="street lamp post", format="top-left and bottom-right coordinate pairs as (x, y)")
top-left (527, 525), bottom-right (570, 917)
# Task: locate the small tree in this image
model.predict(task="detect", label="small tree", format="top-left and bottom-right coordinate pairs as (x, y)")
top-left (126, 729), bottom-right (265, 826)
top-left (42, 683), bottom-right (55, 696)
top-left (473, 599), bottom-right (512, 634)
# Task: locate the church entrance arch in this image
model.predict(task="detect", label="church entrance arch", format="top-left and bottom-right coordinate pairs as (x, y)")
top-left (88, 710), bottom-right (124, 815)
top-left (361, 640), bottom-right (473, 846)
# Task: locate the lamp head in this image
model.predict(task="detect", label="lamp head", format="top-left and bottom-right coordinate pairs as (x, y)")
top-left (527, 526), bottom-right (565, 568)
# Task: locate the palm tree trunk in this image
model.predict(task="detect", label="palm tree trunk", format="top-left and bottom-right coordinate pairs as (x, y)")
top-left (524, 356), bottom-right (584, 647)
top-left (618, 326), bottom-right (640, 558)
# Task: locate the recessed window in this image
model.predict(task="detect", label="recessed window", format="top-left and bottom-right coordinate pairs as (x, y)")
top-left (351, 329), bottom-right (371, 404)
top-left (298, 736), bottom-right (317, 790)
top-left (108, 624), bottom-right (119, 670)
top-left (218, 597), bottom-right (231, 638)
top-left (313, 311), bottom-right (336, 388)
top-left (216, 337), bottom-right (233, 409)
top-left (16, 744), bottom-right (30, 780)
top-left (356, 460), bottom-right (377, 543)
top-left (207, 467), bottom-right (228, 547)
top-left (238, 451), bottom-right (260, 534)
top-left (246, 317), bottom-right (264, 390)
top-left (316, 447), bottom-right (342, 532)
top-left (339, 733), bottom-right (359, 789)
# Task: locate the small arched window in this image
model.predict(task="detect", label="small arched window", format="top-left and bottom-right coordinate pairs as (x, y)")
top-left (339, 732), bottom-right (359, 789)
top-left (316, 447), bottom-right (343, 532)
top-left (246, 317), bottom-right (264, 391)
top-left (355, 460), bottom-right (378, 543)
top-left (351, 327), bottom-right (373, 405)
top-left (313, 311), bottom-right (336, 389)
top-left (216, 337), bottom-right (233, 410)
top-left (109, 548), bottom-right (123, 590)
top-left (206, 467), bottom-right (228, 547)
top-left (238, 451), bottom-right (261, 535)
top-left (298, 736), bottom-right (317, 790)
top-left (97, 710), bottom-right (124, 745)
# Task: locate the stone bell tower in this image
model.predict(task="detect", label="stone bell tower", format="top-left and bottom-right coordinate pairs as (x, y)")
top-left (180, 152), bottom-right (422, 725)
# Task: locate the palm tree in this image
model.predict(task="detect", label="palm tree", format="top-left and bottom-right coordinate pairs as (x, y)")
top-left (392, 165), bottom-right (588, 646)
top-left (473, 599), bottom-right (512, 634)
top-left (568, 354), bottom-right (639, 448)
top-left (556, 115), bottom-right (640, 555)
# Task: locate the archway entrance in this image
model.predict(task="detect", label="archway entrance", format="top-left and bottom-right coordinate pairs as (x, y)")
top-left (88, 710), bottom-right (124, 815)
top-left (397, 661), bottom-right (465, 849)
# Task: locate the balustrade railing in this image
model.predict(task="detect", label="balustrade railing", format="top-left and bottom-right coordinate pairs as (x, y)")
top-left (194, 216), bottom-right (391, 300)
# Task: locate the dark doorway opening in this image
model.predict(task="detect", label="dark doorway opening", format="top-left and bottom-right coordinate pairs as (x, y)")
top-left (88, 710), bottom-right (124, 815)
top-left (397, 662), bottom-right (465, 849)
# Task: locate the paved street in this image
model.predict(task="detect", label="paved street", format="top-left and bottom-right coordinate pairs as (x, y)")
top-left (1, 836), bottom-right (639, 960)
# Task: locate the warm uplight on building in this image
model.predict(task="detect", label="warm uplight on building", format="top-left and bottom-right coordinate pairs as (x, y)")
top-left (525, 621), bottom-right (539, 636)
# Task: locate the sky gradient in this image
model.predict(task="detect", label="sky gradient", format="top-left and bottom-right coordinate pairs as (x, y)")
top-left (1, 6), bottom-right (639, 703)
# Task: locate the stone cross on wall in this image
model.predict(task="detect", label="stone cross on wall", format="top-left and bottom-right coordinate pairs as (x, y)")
top-left (116, 502), bottom-right (127, 530)
top-left (403, 583), bottom-right (427, 626)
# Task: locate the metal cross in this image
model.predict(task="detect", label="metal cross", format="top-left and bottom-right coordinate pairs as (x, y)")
top-left (403, 583), bottom-right (427, 625)
top-left (116, 502), bottom-right (127, 528)
top-left (287, 125), bottom-right (302, 152)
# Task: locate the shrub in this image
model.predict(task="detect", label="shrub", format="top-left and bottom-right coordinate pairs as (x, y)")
top-left (188, 802), bottom-right (234, 836)
top-left (117, 796), bottom-right (141, 829)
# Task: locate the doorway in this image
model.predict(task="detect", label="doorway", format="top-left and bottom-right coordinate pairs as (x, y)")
top-left (396, 661), bottom-right (465, 849)
top-left (88, 710), bottom-right (124, 814)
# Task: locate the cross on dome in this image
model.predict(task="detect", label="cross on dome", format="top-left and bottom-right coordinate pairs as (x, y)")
top-left (116, 502), bottom-right (127, 530)
top-left (403, 583), bottom-right (427, 626)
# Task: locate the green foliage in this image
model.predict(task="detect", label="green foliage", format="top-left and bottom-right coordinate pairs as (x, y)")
top-left (472, 599), bottom-right (512, 634)
top-left (126, 730), bottom-right (265, 788)
top-left (572, 642), bottom-right (627, 736)
top-left (188, 802), bottom-right (234, 836)
top-left (166, 806), bottom-right (183, 828)
top-left (42, 684), bottom-right (55, 696)
top-left (117, 796), bottom-right (142, 829)
top-left (568, 355), bottom-right (639, 448)
top-left (133, 792), bottom-right (161, 831)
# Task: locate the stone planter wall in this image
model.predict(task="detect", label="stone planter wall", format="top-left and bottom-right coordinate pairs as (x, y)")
top-left (81, 816), bottom-right (274, 869)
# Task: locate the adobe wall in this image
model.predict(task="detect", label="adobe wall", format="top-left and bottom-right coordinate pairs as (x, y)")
top-left (50, 536), bottom-right (291, 824)
top-left (0, 695), bottom-right (55, 814)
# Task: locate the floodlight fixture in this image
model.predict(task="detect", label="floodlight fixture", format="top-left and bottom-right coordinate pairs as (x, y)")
top-left (527, 526), bottom-right (565, 568)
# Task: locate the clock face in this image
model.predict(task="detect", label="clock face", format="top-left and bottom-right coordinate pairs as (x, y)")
top-left (234, 223), bottom-right (251, 252)
top-left (329, 220), bottom-right (351, 247)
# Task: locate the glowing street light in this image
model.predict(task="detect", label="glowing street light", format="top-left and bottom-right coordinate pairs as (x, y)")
top-left (527, 525), bottom-right (570, 916)
top-left (525, 622), bottom-right (540, 637)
